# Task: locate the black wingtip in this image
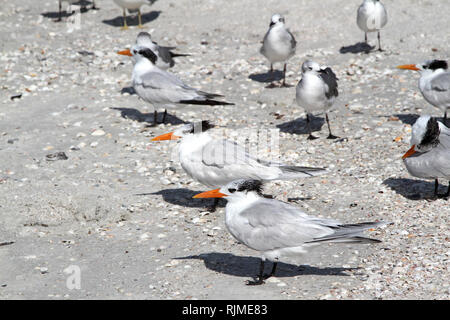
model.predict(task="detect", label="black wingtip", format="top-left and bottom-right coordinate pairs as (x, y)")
top-left (179, 99), bottom-right (234, 106)
top-left (170, 52), bottom-right (191, 58)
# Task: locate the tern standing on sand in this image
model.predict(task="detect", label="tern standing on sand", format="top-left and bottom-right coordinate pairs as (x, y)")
top-left (194, 179), bottom-right (390, 285)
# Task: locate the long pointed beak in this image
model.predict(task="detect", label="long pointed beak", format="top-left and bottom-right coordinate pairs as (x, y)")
top-left (151, 132), bottom-right (180, 141)
top-left (397, 64), bottom-right (420, 71)
top-left (402, 145), bottom-right (417, 159)
top-left (117, 49), bottom-right (132, 56)
top-left (193, 189), bottom-right (227, 199)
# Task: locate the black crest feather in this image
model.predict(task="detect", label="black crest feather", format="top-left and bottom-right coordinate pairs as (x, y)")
top-left (139, 48), bottom-right (157, 64)
top-left (427, 60), bottom-right (448, 71)
top-left (421, 117), bottom-right (440, 147)
top-left (237, 180), bottom-right (263, 195)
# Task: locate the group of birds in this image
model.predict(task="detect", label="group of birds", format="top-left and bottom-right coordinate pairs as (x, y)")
top-left (56, 0), bottom-right (449, 285)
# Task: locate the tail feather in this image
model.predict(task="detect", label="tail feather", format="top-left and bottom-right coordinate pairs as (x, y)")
top-left (170, 52), bottom-right (191, 58)
top-left (278, 165), bottom-right (327, 178)
top-left (306, 221), bottom-right (391, 244)
top-left (179, 99), bottom-right (234, 106)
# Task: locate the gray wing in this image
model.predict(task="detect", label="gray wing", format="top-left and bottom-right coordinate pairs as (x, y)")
top-left (431, 72), bottom-right (450, 92)
top-left (136, 71), bottom-right (202, 103)
top-left (235, 199), bottom-right (340, 251)
top-left (319, 68), bottom-right (339, 99)
top-left (286, 29), bottom-right (296, 51)
top-left (156, 46), bottom-right (175, 67)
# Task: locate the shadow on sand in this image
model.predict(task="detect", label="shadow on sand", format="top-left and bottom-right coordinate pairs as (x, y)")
top-left (339, 42), bottom-right (375, 54)
top-left (102, 11), bottom-right (161, 28)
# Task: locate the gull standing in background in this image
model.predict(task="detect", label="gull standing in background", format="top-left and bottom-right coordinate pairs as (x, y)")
top-left (357, 0), bottom-right (388, 51)
top-left (260, 14), bottom-right (296, 87)
top-left (135, 32), bottom-right (190, 70)
top-left (402, 115), bottom-right (450, 199)
top-left (57, 0), bottom-right (97, 21)
top-left (397, 60), bottom-right (450, 125)
top-left (117, 46), bottom-right (233, 124)
top-left (152, 121), bottom-right (326, 211)
top-left (296, 60), bottom-right (339, 140)
top-left (113, 0), bottom-right (157, 29)
top-left (194, 179), bottom-right (390, 285)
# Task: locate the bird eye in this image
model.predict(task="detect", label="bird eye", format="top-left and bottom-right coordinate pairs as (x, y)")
top-left (308, 66), bottom-right (313, 70)
top-left (133, 50), bottom-right (137, 54)
top-left (228, 188), bottom-right (236, 193)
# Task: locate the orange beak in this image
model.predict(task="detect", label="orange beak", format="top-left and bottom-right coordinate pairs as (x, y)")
top-left (396, 64), bottom-right (420, 71)
top-left (117, 49), bottom-right (132, 56)
top-left (402, 145), bottom-right (417, 159)
top-left (193, 189), bottom-right (227, 199)
top-left (151, 132), bottom-right (181, 141)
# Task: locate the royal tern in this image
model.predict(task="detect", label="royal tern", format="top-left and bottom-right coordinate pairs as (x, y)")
top-left (152, 121), bottom-right (326, 210)
top-left (397, 60), bottom-right (450, 125)
top-left (260, 14), bottom-right (296, 87)
top-left (402, 115), bottom-right (450, 199)
top-left (193, 179), bottom-right (390, 285)
top-left (117, 46), bottom-right (233, 124)
top-left (135, 32), bottom-right (190, 70)
top-left (57, 0), bottom-right (97, 21)
top-left (357, 0), bottom-right (388, 51)
top-left (295, 60), bottom-right (339, 140)
top-left (113, 0), bottom-right (157, 29)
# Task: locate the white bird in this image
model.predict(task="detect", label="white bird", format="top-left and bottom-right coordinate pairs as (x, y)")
top-left (193, 179), bottom-right (390, 285)
top-left (357, 0), bottom-right (388, 51)
top-left (152, 121), bottom-right (326, 210)
top-left (295, 60), bottom-right (339, 140)
top-left (397, 60), bottom-right (450, 125)
top-left (112, 0), bottom-right (157, 29)
top-left (135, 32), bottom-right (190, 70)
top-left (260, 14), bottom-right (296, 87)
top-left (117, 45), bottom-right (233, 124)
top-left (402, 115), bottom-right (450, 199)
top-left (57, 0), bottom-right (97, 21)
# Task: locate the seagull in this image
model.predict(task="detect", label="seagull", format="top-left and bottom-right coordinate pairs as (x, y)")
top-left (57, 0), bottom-right (97, 21)
top-left (397, 60), bottom-right (450, 125)
top-left (117, 46), bottom-right (233, 124)
top-left (260, 14), bottom-right (296, 87)
top-left (295, 60), bottom-right (339, 140)
top-left (357, 0), bottom-right (388, 51)
top-left (193, 179), bottom-right (390, 285)
top-left (402, 115), bottom-right (450, 199)
top-left (152, 121), bottom-right (326, 211)
top-left (135, 32), bottom-right (190, 70)
top-left (112, 0), bottom-right (157, 29)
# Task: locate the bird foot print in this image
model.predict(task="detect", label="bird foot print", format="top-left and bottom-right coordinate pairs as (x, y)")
top-left (246, 278), bottom-right (265, 286)
top-left (307, 134), bottom-right (319, 140)
top-left (327, 134), bottom-right (340, 140)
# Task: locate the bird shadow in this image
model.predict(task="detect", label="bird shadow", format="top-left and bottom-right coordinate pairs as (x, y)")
top-left (175, 252), bottom-right (357, 279)
top-left (339, 42), bottom-right (375, 54)
top-left (41, 0), bottom-right (96, 20)
top-left (136, 188), bottom-right (226, 209)
top-left (248, 70), bottom-right (284, 84)
top-left (276, 115), bottom-right (324, 135)
top-left (111, 107), bottom-right (185, 126)
top-left (102, 10), bottom-right (161, 28)
top-left (382, 177), bottom-right (440, 200)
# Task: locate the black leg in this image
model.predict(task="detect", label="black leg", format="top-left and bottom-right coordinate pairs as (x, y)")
top-left (306, 114), bottom-right (318, 140)
top-left (246, 259), bottom-right (265, 285)
top-left (270, 63), bottom-right (273, 74)
top-left (377, 31), bottom-right (383, 52)
top-left (263, 262), bottom-right (277, 280)
top-left (364, 32), bottom-right (367, 44)
top-left (206, 198), bottom-right (219, 213)
top-left (444, 111), bottom-right (448, 126)
top-left (434, 179), bottom-right (439, 197)
top-left (58, 1), bottom-right (62, 21)
top-left (446, 182), bottom-right (450, 199)
top-left (162, 109), bottom-right (167, 124)
top-left (92, 0), bottom-right (98, 9)
top-left (281, 63), bottom-right (287, 87)
top-left (325, 113), bottom-right (339, 139)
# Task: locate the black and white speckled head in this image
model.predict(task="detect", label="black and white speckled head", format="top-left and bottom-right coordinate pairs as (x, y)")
top-left (219, 179), bottom-right (264, 198)
top-left (130, 45), bottom-right (158, 64)
top-left (270, 14), bottom-right (285, 27)
top-left (411, 115), bottom-right (440, 152)
top-left (173, 121), bottom-right (215, 137)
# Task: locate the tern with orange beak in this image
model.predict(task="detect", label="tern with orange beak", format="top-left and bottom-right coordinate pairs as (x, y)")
top-left (402, 115), bottom-right (450, 199)
top-left (193, 179), bottom-right (390, 285)
top-left (397, 60), bottom-right (450, 125)
top-left (117, 45), bottom-right (233, 125)
top-left (152, 121), bottom-right (326, 211)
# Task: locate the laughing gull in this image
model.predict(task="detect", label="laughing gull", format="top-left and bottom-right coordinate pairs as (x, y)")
top-left (296, 60), bottom-right (339, 140)
top-left (357, 0), bottom-right (388, 51)
top-left (112, 0), bottom-right (157, 29)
